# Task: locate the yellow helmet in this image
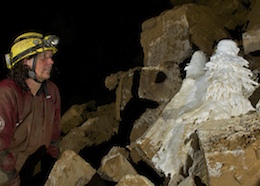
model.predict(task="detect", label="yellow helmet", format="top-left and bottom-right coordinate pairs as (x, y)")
top-left (5, 32), bottom-right (59, 69)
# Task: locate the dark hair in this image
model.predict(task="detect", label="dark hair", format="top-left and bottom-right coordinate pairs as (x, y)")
top-left (7, 55), bottom-right (35, 91)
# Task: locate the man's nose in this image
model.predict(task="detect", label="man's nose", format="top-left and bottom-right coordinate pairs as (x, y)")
top-left (47, 58), bottom-right (54, 64)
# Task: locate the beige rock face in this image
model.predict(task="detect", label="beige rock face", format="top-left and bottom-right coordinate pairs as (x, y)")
top-left (140, 3), bottom-right (228, 67)
top-left (59, 103), bottom-right (119, 154)
top-left (171, 0), bottom-right (250, 29)
top-left (138, 63), bottom-right (182, 103)
top-left (60, 101), bottom-right (96, 134)
top-left (242, 0), bottom-right (260, 54)
top-left (44, 149), bottom-right (96, 186)
top-left (116, 174), bottom-right (155, 186)
top-left (97, 146), bottom-right (137, 182)
top-left (244, 0), bottom-right (260, 31)
top-left (243, 25), bottom-right (260, 55)
top-left (130, 103), bottom-right (167, 143)
top-left (105, 71), bottom-right (126, 91)
top-left (198, 112), bottom-right (260, 186)
top-left (105, 64), bottom-right (182, 120)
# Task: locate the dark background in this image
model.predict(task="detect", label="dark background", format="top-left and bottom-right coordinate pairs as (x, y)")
top-left (0, 1), bottom-right (173, 113)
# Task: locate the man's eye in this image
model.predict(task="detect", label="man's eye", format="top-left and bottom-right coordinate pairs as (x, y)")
top-left (40, 54), bottom-right (52, 59)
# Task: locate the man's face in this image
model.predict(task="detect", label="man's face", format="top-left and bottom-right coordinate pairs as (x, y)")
top-left (35, 50), bottom-right (54, 81)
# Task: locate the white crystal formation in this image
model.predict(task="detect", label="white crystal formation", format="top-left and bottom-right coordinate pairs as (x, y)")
top-left (177, 39), bottom-right (258, 124)
top-left (149, 39), bottom-right (259, 177)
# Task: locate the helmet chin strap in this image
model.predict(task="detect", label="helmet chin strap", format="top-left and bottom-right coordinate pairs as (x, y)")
top-left (28, 56), bottom-right (42, 83)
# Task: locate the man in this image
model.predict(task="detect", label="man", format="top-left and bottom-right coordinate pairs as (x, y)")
top-left (0, 31), bottom-right (61, 185)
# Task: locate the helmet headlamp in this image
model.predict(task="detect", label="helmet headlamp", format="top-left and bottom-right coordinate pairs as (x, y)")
top-left (43, 35), bottom-right (59, 47)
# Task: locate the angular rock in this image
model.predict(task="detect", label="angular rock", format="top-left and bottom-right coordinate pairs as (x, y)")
top-left (197, 112), bottom-right (260, 186)
top-left (59, 103), bottom-right (119, 154)
top-left (97, 146), bottom-right (137, 182)
top-left (242, 0), bottom-right (260, 54)
top-left (116, 174), bottom-right (155, 186)
top-left (61, 101), bottom-right (96, 134)
top-left (105, 71), bottom-right (126, 91)
top-left (106, 64), bottom-right (181, 121)
top-left (177, 176), bottom-right (196, 186)
top-left (243, 26), bottom-right (260, 55)
top-left (166, 174), bottom-right (185, 186)
top-left (114, 67), bottom-right (141, 120)
top-left (140, 3), bottom-right (229, 67)
top-left (130, 103), bottom-right (167, 143)
top-left (171, 0), bottom-right (250, 30)
top-left (128, 103), bottom-right (167, 164)
top-left (244, 0), bottom-right (260, 31)
top-left (138, 62), bottom-right (182, 103)
top-left (44, 149), bottom-right (96, 186)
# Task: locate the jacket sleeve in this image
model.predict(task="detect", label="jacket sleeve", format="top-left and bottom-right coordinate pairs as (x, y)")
top-left (0, 85), bottom-right (18, 184)
top-left (0, 85), bottom-right (17, 151)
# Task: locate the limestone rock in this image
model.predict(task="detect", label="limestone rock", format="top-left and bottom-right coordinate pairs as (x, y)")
top-left (141, 3), bottom-right (229, 67)
top-left (116, 174), bottom-right (155, 186)
top-left (197, 112), bottom-right (260, 186)
top-left (244, 0), bottom-right (260, 31)
top-left (242, 25), bottom-right (260, 55)
top-left (242, 1), bottom-right (260, 54)
top-left (61, 100), bottom-right (96, 134)
top-left (128, 102), bottom-right (167, 164)
top-left (167, 174), bottom-right (185, 186)
top-left (130, 103), bottom-right (167, 143)
top-left (138, 62), bottom-right (182, 103)
top-left (44, 149), bottom-right (96, 186)
top-left (177, 176), bottom-right (196, 186)
top-left (97, 146), bottom-right (137, 182)
top-left (105, 71), bottom-right (125, 91)
top-left (59, 103), bottom-right (119, 154)
top-left (106, 64), bottom-right (181, 121)
top-left (171, 0), bottom-right (250, 29)
top-left (114, 67), bottom-right (140, 120)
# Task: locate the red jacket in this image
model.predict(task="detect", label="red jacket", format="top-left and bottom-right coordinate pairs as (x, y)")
top-left (0, 78), bottom-right (61, 171)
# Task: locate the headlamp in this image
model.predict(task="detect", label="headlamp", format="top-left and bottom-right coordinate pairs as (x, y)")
top-left (43, 35), bottom-right (59, 47)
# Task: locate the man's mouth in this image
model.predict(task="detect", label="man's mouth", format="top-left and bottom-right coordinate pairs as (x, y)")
top-left (45, 68), bottom-right (52, 72)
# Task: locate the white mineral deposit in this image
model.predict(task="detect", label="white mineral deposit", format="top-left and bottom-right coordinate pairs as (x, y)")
top-left (177, 39), bottom-right (258, 124)
top-left (141, 39), bottom-right (259, 178)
